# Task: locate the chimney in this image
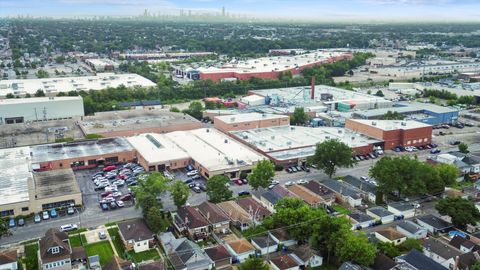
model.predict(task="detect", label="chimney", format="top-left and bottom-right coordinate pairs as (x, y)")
top-left (311, 76), bottom-right (315, 100)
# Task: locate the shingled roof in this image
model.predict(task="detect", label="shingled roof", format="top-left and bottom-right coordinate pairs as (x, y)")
top-left (197, 201), bottom-right (229, 225)
top-left (38, 228), bottom-right (71, 264)
top-left (176, 206), bottom-right (209, 229)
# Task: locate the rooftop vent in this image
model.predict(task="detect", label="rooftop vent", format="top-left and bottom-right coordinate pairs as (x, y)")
top-left (372, 121), bottom-right (377, 126)
top-left (401, 122), bottom-right (407, 126)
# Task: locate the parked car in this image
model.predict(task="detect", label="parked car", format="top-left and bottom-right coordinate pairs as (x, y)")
top-left (431, 148), bottom-right (441, 154)
top-left (103, 165), bottom-right (116, 172)
top-left (110, 202), bottom-right (118, 209)
top-left (120, 194), bottom-right (132, 201)
top-left (187, 170), bottom-right (199, 177)
top-left (116, 201), bottom-right (125, 208)
top-left (34, 214), bottom-right (41, 223)
top-left (242, 179), bottom-right (248, 184)
top-left (8, 219), bottom-right (15, 228)
top-left (18, 218), bottom-right (25, 226)
top-left (450, 140), bottom-right (461, 145)
top-left (113, 191), bottom-right (123, 197)
top-left (100, 203), bottom-right (109, 211)
top-left (42, 211), bottom-right (49, 220)
top-left (285, 181), bottom-right (294, 187)
top-left (238, 191), bottom-right (250, 196)
top-left (60, 224), bottom-right (78, 232)
top-left (50, 209), bottom-right (57, 218)
top-left (193, 187), bottom-right (202, 193)
top-left (67, 207), bottom-right (75, 215)
top-left (235, 179), bottom-right (243, 185)
top-left (98, 231), bottom-right (107, 239)
top-left (101, 191), bottom-right (112, 198)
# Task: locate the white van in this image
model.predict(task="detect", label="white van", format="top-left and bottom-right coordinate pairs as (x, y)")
top-left (60, 224), bottom-right (78, 232)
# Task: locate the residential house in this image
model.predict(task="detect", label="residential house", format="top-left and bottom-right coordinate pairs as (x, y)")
top-left (338, 262), bottom-right (365, 270)
top-left (197, 202), bottom-right (230, 234)
top-left (287, 184), bottom-right (324, 207)
top-left (251, 235), bottom-right (278, 255)
top-left (366, 207), bottom-right (395, 224)
top-left (289, 245), bottom-right (323, 268)
top-left (270, 254), bottom-right (300, 270)
top-left (269, 229), bottom-right (297, 247)
top-left (0, 250), bottom-right (17, 270)
top-left (302, 180), bottom-right (335, 206)
top-left (217, 201), bottom-right (252, 231)
top-left (343, 175), bottom-right (377, 203)
top-left (423, 237), bottom-right (462, 269)
top-left (103, 256), bottom-right (134, 270)
top-left (252, 189), bottom-right (282, 213)
top-left (225, 239), bottom-right (256, 263)
top-left (117, 219), bottom-right (154, 253)
top-left (396, 249), bottom-right (447, 270)
top-left (457, 251), bottom-right (480, 270)
top-left (88, 256), bottom-right (101, 270)
top-left (348, 212), bottom-right (374, 230)
top-left (235, 197), bottom-right (272, 224)
top-left (159, 232), bottom-right (212, 270)
top-left (416, 215), bottom-right (453, 234)
top-left (450, 151), bottom-right (480, 174)
top-left (372, 254), bottom-right (396, 270)
top-left (449, 236), bottom-right (479, 253)
top-left (38, 228), bottom-right (86, 270)
top-left (173, 206), bottom-right (209, 240)
top-left (204, 245), bottom-right (232, 270)
top-left (271, 185), bottom-right (296, 199)
top-left (374, 228), bottom-right (406, 246)
top-left (387, 202), bottom-right (416, 219)
top-left (396, 220), bottom-right (428, 239)
top-left (322, 179), bottom-right (362, 207)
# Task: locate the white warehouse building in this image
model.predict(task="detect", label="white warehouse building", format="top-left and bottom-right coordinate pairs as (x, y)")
top-left (0, 96), bottom-right (84, 125)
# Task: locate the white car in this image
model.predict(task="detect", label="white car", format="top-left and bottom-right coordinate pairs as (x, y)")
top-left (116, 201), bottom-right (125, 208)
top-left (105, 186), bottom-right (118, 193)
top-left (112, 191), bottom-right (122, 197)
top-left (285, 181), bottom-right (293, 187)
top-left (297, 179), bottom-right (308, 184)
top-left (187, 170), bottom-right (199, 177)
top-left (113, 180), bottom-right (125, 186)
top-left (60, 224), bottom-right (78, 232)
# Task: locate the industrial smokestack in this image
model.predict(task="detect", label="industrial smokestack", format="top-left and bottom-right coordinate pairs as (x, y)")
top-left (311, 77), bottom-right (315, 100)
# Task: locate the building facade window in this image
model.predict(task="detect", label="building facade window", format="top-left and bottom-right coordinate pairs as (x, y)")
top-left (105, 156), bottom-right (119, 164)
top-left (21, 207), bottom-right (29, 212)
top-left (51, 247), bottom-right (60, 254)
top-left (0, 209), bottom-right (14, 217)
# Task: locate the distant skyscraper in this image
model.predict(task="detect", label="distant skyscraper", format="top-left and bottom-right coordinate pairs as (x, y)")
top-left (143, 9), bottom-right (148, 17)
top-left (222, 6), bottom-right (226, 17)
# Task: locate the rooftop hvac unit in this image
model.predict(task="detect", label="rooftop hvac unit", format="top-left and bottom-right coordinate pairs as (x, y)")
top-left (325, 136), bottom-right (330, 140)
top-left (271, 136), bottom-right (275, 140)
top-left (224, 139), bottom-right (228, 143)
top-left (206, 129), bottom-right (210, 133)
top-left (372, 121), bottom-right (377, 126)
top-left (352, 136), bottom-right (355, 140)
top-left (401, 122), bottom-right (407, 126)
top-left (286, 141), bottom-right (292, 145)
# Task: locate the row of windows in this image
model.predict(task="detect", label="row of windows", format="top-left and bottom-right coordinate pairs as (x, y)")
top-left (405, 138), bottom-right (429, 145)
top-left (42, 199), bottom-right (75, 210)
top-left (44, 260), bottom-right (69, 269)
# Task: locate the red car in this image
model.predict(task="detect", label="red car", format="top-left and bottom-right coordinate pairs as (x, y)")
top-left (120, 194), bottom-right (132, 201)
top-left (101, 191), bottom-right (112, 198)
top-left (103, 165), bottom-right (116, 172)
top-left (236, 179), bottom-right (243, 185)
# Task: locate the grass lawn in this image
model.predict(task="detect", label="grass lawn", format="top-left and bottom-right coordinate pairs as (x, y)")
top-left (69, 234), bottom-right (87, 247)
top-left (107, 227), bottom-right (126, 257)
top-left (24, 243), bottom-right (39, 270)
top-left (84, 241), bottom-right (114, 266)
top-left (333, 204), bottom-right (350, 215)
top-left (128, 249), bottom-right (160, 263)
top-left (448, 180), bottom-right (473, 190)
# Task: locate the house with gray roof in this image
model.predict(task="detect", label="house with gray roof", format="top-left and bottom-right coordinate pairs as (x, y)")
top-left (423, 237), bottom-right (462, 269)
top-left (396, 249), bottom-right (447, 270)
top-left (348, 212), bottom-right (374, 230)
top-left (388, 202), bottom-right (416, 218)
top-left (396, 220), bottom-right (427, 239)
top-left (322, 179), bottom-right (362, 207)
top-left (366, 207), bottom-right (395, 224)
top-left (416, 215), bottom-right (453, 234)
top-left (343, 175), bottom-right (377, 203)
top-left (159, 232), bottom-right (212, 270)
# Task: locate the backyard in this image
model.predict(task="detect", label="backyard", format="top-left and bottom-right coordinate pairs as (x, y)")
top-left (24, 243), bottom-right (38, 270)
top-left (108, 227), bottom-right (126, 256)
top-left (128, 249), bottom-right (161, 263)
top-left (84, 241), bottom-right (114, 266)
top-left (69, 234), bottom-right (87, 247)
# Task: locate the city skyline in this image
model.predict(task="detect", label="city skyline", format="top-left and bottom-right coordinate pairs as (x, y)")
top-left (1, 0), bottom-right (479, 22)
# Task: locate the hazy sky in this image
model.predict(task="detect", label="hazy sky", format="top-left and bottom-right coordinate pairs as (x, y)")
top-left (1, 0), bottom-right (479, 22)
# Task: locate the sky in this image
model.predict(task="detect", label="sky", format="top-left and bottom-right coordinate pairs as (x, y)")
top-left (0, 0), bottom-right (479, 22)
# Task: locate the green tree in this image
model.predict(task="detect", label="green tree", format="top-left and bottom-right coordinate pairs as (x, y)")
top-left (0, 218), bottom-right (10, 238)
top-left (237, 257), bottom-right (269, 270)
top-left (459, 143), bottom-right (469, 154)
top-left (170, 181), bottom-right (190, 208)
top-left (5, 93), bottom-right (14, 99)
top-left (35, 69), bottom-right (49, 78)
top-left (312, 139), bottom-right (356, 178)
top-left (472, 262), bottom-right (480, 270)
top-left (132, 172), bottom-right (168, 210)
top-left (184, 101), bottom-right (204, 120)
top-left (436, 163), bottom-right (458, 187)
top-left (377, 242), bottom-right (401, 258)
top-left (169, 107), bottom-right (180, 112)
top-left (247, 160), bottom-right (275, 190)
top-left (54, 55), bottom-right (65, 64)
top-left (399, 238), bottom-right (423, 253)
top-left (204, 100), bottom-right (216, 110)
top-left (206, 175), bottom-right (232, 203)
top-left (310, 215), bottom-right (351, 264)
top-left (145, 206), bottom-right (168, 233)
top-left (34, 90), bottom-right (46, 97)
top-left (375, 90), bottom-right (384, 97)
top-left (436, 197), bottom-right (480, 227)
top-left (290, 107), bottom-right (308, 125)
top-left (336, 232), bottom-right (376, 266)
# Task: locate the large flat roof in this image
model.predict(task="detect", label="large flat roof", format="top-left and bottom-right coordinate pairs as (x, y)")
top-left (33, 168), bottom-right (80, 199)
top-left (126, 133), bottom-right (190, 164)
top-left (231, 126), bottom-right (380, 161)
top-left (214, 112), bottom-right (288, 124)
top-left (191, 50), bottom-right (350, 74)
top-left (0, 73), bottom-right (156, 96)
top-left (0, 96), bottom-right (82, 105)
top-left (79, 110), bottom-right (201, 134)
top-left (31, 137), bottom-right (133, 163)
top-left (164, 128), bottom-right (265, 172)
top-left (348, 119), bottom-right (431, 130)
top-left (0, 147), bottom-right (32, 206)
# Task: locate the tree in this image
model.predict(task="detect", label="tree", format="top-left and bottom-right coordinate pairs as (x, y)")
top-left (237, 257), bottom-right (269, 270)
top-left (132, 172), bottom-right (169, 210)
top-left (290, 107), bottom-right (308, 125)
top-left (375, 90), bottom-right (384, 97)
top-left (170, 181), bottom-right (190, 208)
top-left (459, 143), bottom-right (469, 154)
top-left (34, 90), bottom-right (46, 97)
top-left (335, 232), bottom-right (376, 266)
top-left (169, 107), bottom-right (180, 112)
top-left (206, 175), bottom-right (232, 203)
top-left (184, 101), bottom-right (204, 120)
top-left (377, 242), bottom-right (400, 258)
top-left (312, 139), bottom-right (356, 178)
top-left (145, 206), bottom-right (168, 233)
top-left (436, 197), bottom-right (480, 227)
top-left (204, 100), bottom-right (216, 110)
top-left (436, 163), bottom-right (458, 187)
top-left (472, 262), bottom-right (480, 270)
top-left (0, 218), bottom-right (10, 238)
top-left (54, 55), bottom-right (65, 64)
top-left (399, 238), bottom-right (423, 253)
top-left (247, 160), bottom-right (275, 190)
top-left (35, 69), bottom-right (49, 78)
